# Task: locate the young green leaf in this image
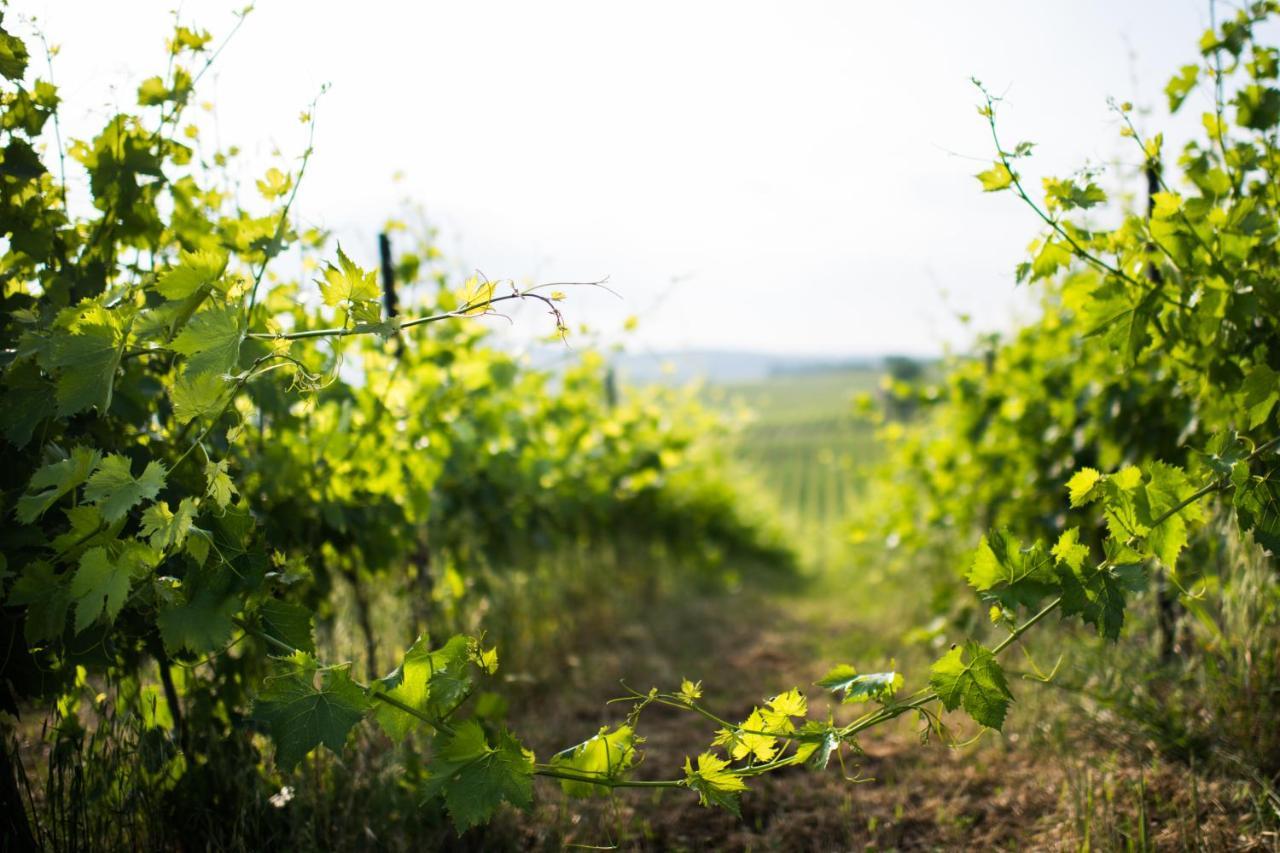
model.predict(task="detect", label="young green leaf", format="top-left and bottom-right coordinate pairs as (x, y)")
top-left (373, 634), bottom-right (436, 739)
top-left (976, 162), bottom-right (1014, 192)
top-left (204, 458), bottom-right (238, 509)
top-left (1043, 176), bottom-right (1107, 210)
top-left (815, 664), bottom-right (902, 703)
top-left (1051, 527), bottom-right (1090, 572)
top-left (155, 249), bottom-right (227, 300)
top-left (318, 246), bottom-right (380, 317)
top-left (792, 721), bottom-right (843, 770)
top-left (683, 751), bottom-right (748, 815)
top-left (548, 724), bottom-right (637, 797)
top-left (1242, 363), bottom-right (1279, 429)
top-left (458, 275), bottom-right (497, 316)
top-left (170, 303), bottom-right (243, 377)
top-left (1066, 468), bottom-right (1102, 507)
top-left (1166, 63), bottom-right (1200, 111)
top-left (714, 708), bottom-right (780, 762)
top-left (1141, 461), bottom-right (1201, 569)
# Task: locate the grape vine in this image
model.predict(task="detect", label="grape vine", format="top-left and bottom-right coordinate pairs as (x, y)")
top-left (3, 0), bottom-right (1280, 841)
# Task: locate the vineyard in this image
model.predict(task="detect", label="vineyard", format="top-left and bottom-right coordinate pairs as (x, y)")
top-left (712, 367), bottom-right (880, 564)
top-left (3, 2), bottom-right (1280, 851)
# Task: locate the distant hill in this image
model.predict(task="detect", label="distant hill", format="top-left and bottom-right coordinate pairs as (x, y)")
top-left (610, 349), bottom-right (886, 385)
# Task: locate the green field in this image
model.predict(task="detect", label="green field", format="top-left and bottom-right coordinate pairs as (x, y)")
top-left (705, 367), bottom-right (883, 565)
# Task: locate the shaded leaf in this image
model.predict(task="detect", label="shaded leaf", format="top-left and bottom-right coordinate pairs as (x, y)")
top-left (83, 455), bottom-right (167, 522)
top-left (253, 665), bottom-right (371, 771)
top-left (16, 446), bottom-right (101, 523)
top-left (928, 641), bottom-right (1013, 729)
top-left (70, 547), bottom-right (131, 633)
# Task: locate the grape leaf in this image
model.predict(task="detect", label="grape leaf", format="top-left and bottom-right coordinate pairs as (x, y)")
top-left (1031, 239), bottom-right (1073, 280)
top-left (1100, 466), bottom-right (1149, 542)
top-left (1199, 431), bottom-right (1247, 477)
top-left (373, 634), bottom-right (476, 739)
top-left (1111, 466), bottom-right (1143, 490)
top-left (70, 546), bottom-right (131, 633)
top-left (171, 372), bottom-right (228, 424)
top-left (53, 321), bottom-right (123, 416)
top-left (83, 455), bottom-right (167, 522)
top-left (258, 599), bottom-right (315, 655)
top-left (1051, 527), bottom-right (1090, 571)
top-left (1242, 363), bottom-right (1279, 429)
top-left (139, 498), bottom-right (198, 551)
top-left (204, 458), bottom-right (238, 509)
top-left (792, 720), bottom-right (842, 770)
top-left (157, 584), bottom-right (238, 654)
top-left (678, 678), bottom-right (703, 703)
top-left (0, 362), bottom-right (57, 447)
top-left (420, 635), bottom-right (475, 716)
top-left (0, 23), bottom-right (30, 80)
top-left (1066, 468), bottom-right (1102, 507)
top-left (6, 560), bottom-right (70, 643)
top-left (1141, 461), bottom-right (1201, 568)
top-left (318, 246), bottom-right (380, 321)
top-left (51, 505), bottom-right (109, 555)
top-left (170, 303), bottom-right (243, 377)
top-left (1233, 463), bottom-right (1280, 553)
top-left (1166, 63), bottom-right (1200, 112)
top-left (253, 664), bottom-right (371, 771)
top-left (548, 724), bottom-right (636, 797)
top-left (965, 529), bottom-right (1056, 609)
top-left (929, 641), bottom-right (1013, 729)
top-left (1056, 551), bottom-right (1146, 640)
top-left (185, 529), bottom-right (212, 566)
top-left (16, 446), bottom-right (101, 523)
top-left (683, 751), bottom-right (747, 815)
top-left (458, 275), bottom-right (496, 316)
top-left (373, 634), bottom-right (435, 739)
top-left (1043, 177), bottom-right (1107, 210)
top-left (815, 664), bottom-right (902, 703)
top-left (155, 249), bottom-right (227, 299)
top-left (766, 688), bottom-right (807, 719)
top-left (714, 708), bottom-right (779, 762)
top-left (976, 162), bottom-right (1014, 192)
top-left (424, 720), bottom-right (535, 833)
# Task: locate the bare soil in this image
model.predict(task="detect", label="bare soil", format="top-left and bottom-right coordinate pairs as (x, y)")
top-left (493, 588), bottom-right (1274, 852)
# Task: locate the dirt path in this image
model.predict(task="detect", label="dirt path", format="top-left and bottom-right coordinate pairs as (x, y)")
top-left (488, 582), bottom-right (1257, 852)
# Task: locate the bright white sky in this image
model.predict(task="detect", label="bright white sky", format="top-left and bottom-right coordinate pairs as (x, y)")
top-left (16, 1), bottom-right (1234, 356)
